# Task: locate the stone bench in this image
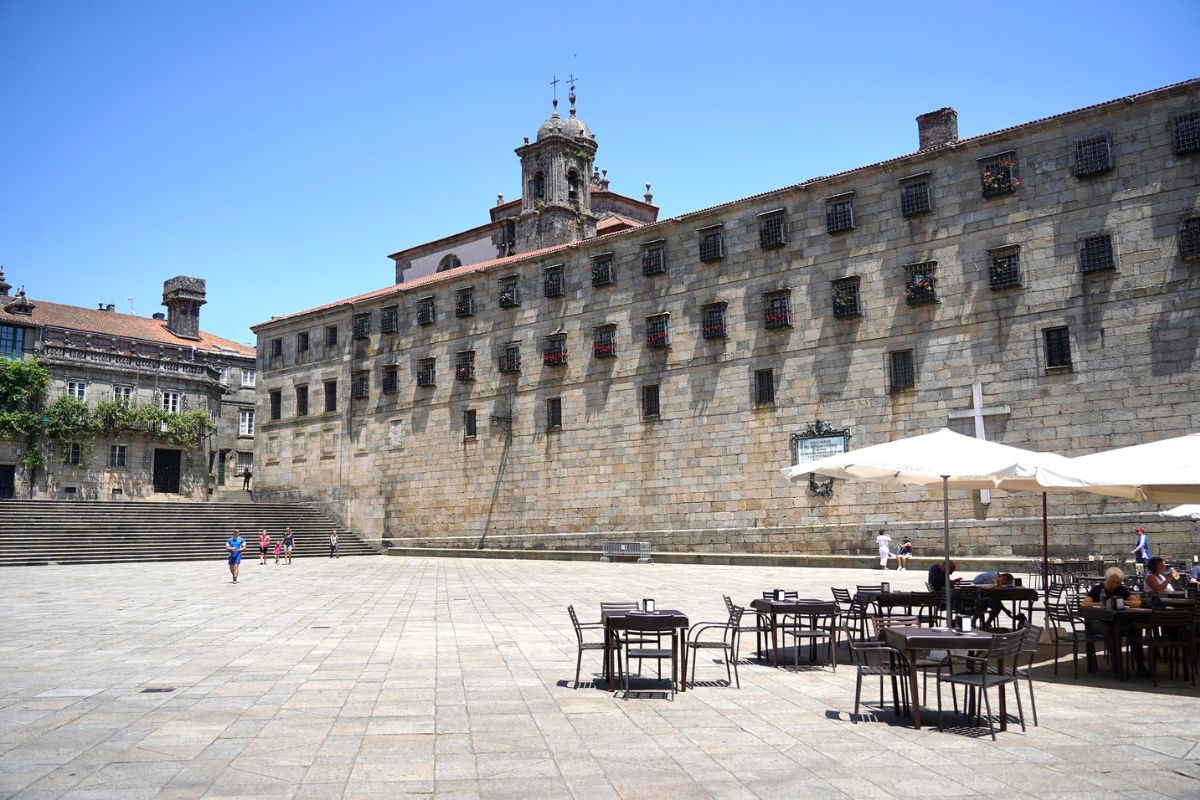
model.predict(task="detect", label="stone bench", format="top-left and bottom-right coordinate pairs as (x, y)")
top-left (601, 541), bottom-right (652, 564)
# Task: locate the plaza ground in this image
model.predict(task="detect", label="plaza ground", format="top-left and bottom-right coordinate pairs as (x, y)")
top-left (1, 556), bottom-right (1198, 799)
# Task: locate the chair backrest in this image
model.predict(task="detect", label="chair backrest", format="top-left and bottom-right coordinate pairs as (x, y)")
top-left (856, 584), bottom-right (884, 594)
top-left (1146, 608), bottom-right (1196, 636)
top-left (567, 605), bottom-right (584, 643)
top-left (1045, 601), bottom-right (1077, 628)
top-left (601, 602), bottom-right (639, 613)
top-left (1020, 624), bottom-right (1043, 656)
top-left (831, 587), bottom-right (852, 606)
top-left (985, 629), bottom-right (1027, 671)
top-left (793, 601), bottom-right (839, 627)
top-left (871, 615), bottom-right (919, 637)
top-left (623, 612), bottom-right (678, 634)
top-left (762, 591), bottom-right (798, 600)
top-left (727, 606), bottom-right (745, 627)
top-left (723, 594), bottom-right (736, 615)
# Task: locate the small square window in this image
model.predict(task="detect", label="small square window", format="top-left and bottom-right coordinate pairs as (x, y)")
top-left (464, 409), bottom-right (477, 438)
top-left (642, 242), bottom-right (666, 275)
top-left (297, 332), bottom-right (310, 352)
top-left (832, 277), bottom-right (861, 318)
top-left (646, 315), bottom-right (670, 349)
top-left (455, 288), bottom-right (474, 318)
top-left (825, 197), bottom-right (855, 233)
top-left (352, 313), bottom-right (371, 339)
top-left (988, 246), bottom-right (1023, 289)
top-left (698, 227), bottom-right (724, 262)
top-left (109, 445), bottom-right (127, 469)
top-left (593, 326), bottom-right (617, 358)
top-left (1173, 111), bottom-right (1200, 155)
top-left (591, 255), bottom-right (614, 287)
top-left (642, 384), bottom-right (660, 419)
top-left (701, 304), bottom-right (727, 339)
top-left (324, 380), bottom-right (338, 412)
top-left (1044, 327), bottom-right (1072, 370)
top-left (382, 367), bottom-right (398, 394)
top-left (1180, 217), bottom-right (1200, 260)
top-left (417, 297), bottom-right (436, 325)
top-left (980, 152), bottom-right (1019, 197)
top-left (758, 210), bottom-right (787, 249)
top-left (295, 385), bottom-right (309, 415)
top-left (269, 389), bottom-right (282, 419)
top-left (764, 291), bottom-right (793, 330)
top-left (544, 265), bottom-right (565, 298)
top-left (65, 443), bottom-right (83, 466)
top-left (381, 305), bottom-right (399, 333)
top-left (270, 338), bottom-right (283, 357)
top-left (1073, 135), bottom-right (1112, 177)
top-left (325, 325), bottom-right (338, 348)
top-left (161, 390), bottom-right (180, 413)
top-left (754, 368), bottom-right (775, 405)
top-left (455, 351), bottom-right (475, 382)
top-left (1080, 234), bottom-right (1116, 273)
top-left (67, 381), bottom-right (86, 400)
top-left (241, 368), bottom-right (256, 387)
top-left (546, 397), bottom-right (562, 430)
top-left (351, 372), bottom-right (368, 399)
top-left (417, 358), bottom-right (436, 387)
top-left (904, 262), bottom-right (938, 306)
top-left (498, 343), bottom-right (521, 373)
top-left (113, 384), bottom-right (134, 403)
top-left (900, 178), bottom-right (932, 217)
top-left (499, 277), bottom-right (520, 308)
top-left (543, 334), bottom-right (568, 367)
top-left (889, 350), bottom-right (915, 392)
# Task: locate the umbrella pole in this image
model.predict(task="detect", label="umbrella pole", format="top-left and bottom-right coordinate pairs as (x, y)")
top-left (1042, 492), bottom-right (1049, 605)
top-left (943, 475), bottom-right (952, 627)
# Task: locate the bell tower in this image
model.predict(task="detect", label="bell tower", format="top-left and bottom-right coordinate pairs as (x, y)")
top-left (514, 80), bottom-right (597, 252)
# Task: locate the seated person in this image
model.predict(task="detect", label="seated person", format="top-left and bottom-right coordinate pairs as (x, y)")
top-left (968, 573), bottom-right (1018, 628)
top-left (1082, 567), bottom-right (1149, 677)
top-left (928, 559), bottom-right (956, 593)
top-left (971, 571), bottom-right (1014, 587)
top-left (1189, 562), bottom-right (1200, 587)
top-left (1143, 556), bottom-right (1179, 594)
top-left (895, 538), bottom-right (913, 571)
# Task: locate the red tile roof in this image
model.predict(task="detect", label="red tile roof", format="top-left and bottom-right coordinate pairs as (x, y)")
top-left (1, 297), bottom-right (255, 357)
top-left (597, 214), bottom-right (647, 234)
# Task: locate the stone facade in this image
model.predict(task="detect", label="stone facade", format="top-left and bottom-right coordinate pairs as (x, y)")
top-left (252, 80), bottom-right (1200, 559)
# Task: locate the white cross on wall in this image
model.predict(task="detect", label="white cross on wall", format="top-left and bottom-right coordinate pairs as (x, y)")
top-left (948, 382), bottom-right (1011, 504)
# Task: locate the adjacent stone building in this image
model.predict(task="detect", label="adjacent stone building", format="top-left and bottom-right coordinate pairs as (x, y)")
top-left (252, 80), bottom-right (1200, 558)
top-left (0, 273), bottom-right (257, 500)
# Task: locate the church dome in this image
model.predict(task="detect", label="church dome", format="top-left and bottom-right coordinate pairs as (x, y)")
top-left (537, 110), bottom-right (566, 140)
top-left (562, 113), bottom-right (593, 141)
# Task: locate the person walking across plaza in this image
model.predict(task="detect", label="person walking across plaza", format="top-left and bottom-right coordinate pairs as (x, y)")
top-left (283, 527), bottom-right (294, 564)
top-left (226, 529), bottom-right (246, 583)
top-left (258, 529), bottom-right (271, 565)
top-left (242, 465), bottom-right (252, 492)
top-left (329, 531), bottom-right (339, 559)
top-left (1131, 527), bottom-right (1151, 566)
top-left (274, 539), bottom-right (282, 565)
top-left (875, 528), bottom-right (892, 570)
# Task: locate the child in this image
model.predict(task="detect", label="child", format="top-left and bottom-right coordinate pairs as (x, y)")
top-left (274, 540), bottom-right (282, 564)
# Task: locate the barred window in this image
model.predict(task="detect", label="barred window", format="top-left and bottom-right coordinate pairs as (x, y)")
top-left (698, 226), bottom-right (724, 262)
top-left (543, 334), bottom-right (568, 367)
top-left (980, 152), bottom-right (1018, 197)
top-left (764, 290), bottom-right (793, 330)
top-left (889, 350), bottom-right (915, 392)
top-left (350, 372), bottom-right (369, 399)
top-left (353, 313), bottom-right (371, 339)
top-left (1173, 111), bottom-right (1200, 155)
top-left (417, 358), bottom-right (435, 387)
top-left (988, 246), bottom-right (1023, 289)
top-left (904, 262), bottom-right (938, 306)
top-left (754, 368), bottom-right (775, 405)
top-left (382, 367), bottom-right (398, 395)
top-left (499, 276), bottom-right (519, 308)
top-left (498, 343), bottom-right (521, 373)
top-left (1073, 135), bottom-right (1112, 177)
top-left (701, 303), bottom-right (727, 339)
top-left (546, 397), bottom-right (562, 430)
top-left (642, 384), bottom-right (660, 419)
top-left (900, 177), bottom-right (932, 217)
top-left (455, 351), bottom-right (475, 382)
top-left (642, 241), bottom-right (666, 275)
top-left (646, 315), bottom-right (670, 349)
top-left (758, 209), bottom-right (787, 249)
top-left (544, 265), bottom-right (565, 297)
top-left (381, 305), bottom-right (399, 333)
top-left (1044, 327), bottom-right (1072, 370)
top-left (269, 389), bottom-right (282, 420)
top-left (826, 196), bottom-right (855, 233)
top-left (295, 384), bottom-right (309, 415)
top-left (1181, 217), bottom-right (1200, 260)
top-left (270, 338), bottom-right (283, 357)
top-left (1079, 234), bottom-right (1115, 273)
top-left (464, 408), bottom-right (477, 438)
top-left (832, 277), bottom-right (861, 318)
top-left (594, 326), bottom-right (617, 358)
top-left (591, 255), bottom-right (614, 287)
top-left (417, 297), bottom-right (435, 326)
top-left (455, 288), bottom-right (474, 318)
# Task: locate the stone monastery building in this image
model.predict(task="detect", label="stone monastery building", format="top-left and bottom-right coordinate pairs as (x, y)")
top-left (252, 80), bottom-right (1200, 559)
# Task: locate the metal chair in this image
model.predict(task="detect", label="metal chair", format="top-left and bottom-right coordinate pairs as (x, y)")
top-left (567, 605), bottom-right (610, 688)
top-left (1016, 624), bottom-right (1042, 726)
top-left (936, 628), bottom-right (1028, 740)
top-left (832, 587), bottom-right (870, 642)
top-left (620, 612), bottom-right (681, 699)
top-left (872, 615), bottom-right (953, 710)
top-left (1140, 609), bottom-right (1196, 687)
top-left (1045, 599), bottom-right (1105, 678)
top-left (602, 602), bottom-right (660, 682)
top-left (687, 606), bottom-right (744, 688)
top-left (782, 601), bottom-right (839, 671)
top-left (723, 594), bottom-right (764, 662)
top-left (845, 621), bottom-right (910, 719)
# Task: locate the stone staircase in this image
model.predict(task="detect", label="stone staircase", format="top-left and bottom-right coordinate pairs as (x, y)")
top-left (0, 500), bottom-right (378, 567)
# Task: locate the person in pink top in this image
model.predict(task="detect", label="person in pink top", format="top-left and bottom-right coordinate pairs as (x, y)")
top-left (274, 540), bottom-right (282, 564)
top-left (258, 530), bottom-right (271, 565)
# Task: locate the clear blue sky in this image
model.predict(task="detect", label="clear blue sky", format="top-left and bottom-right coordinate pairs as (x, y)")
top-left (2, 1), bottom-right (1197, 344)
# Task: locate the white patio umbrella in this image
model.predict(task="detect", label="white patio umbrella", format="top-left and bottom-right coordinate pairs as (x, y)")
top-left (780, 428), bottom-right (1072, 623)
top-left (1035, 433), bottom-right (1200, 504)
top-left (1160, 505), bottom-right (1200, 520)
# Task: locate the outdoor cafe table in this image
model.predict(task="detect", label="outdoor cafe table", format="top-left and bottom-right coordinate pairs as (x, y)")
top-left (857, 591), bottom-right (941, 621)
top-left (749, 598), bottom-right (823, 667)
top-left (1078, 599), bottom-right (1195, 681)
top-left (979, 586), bottom-right (1039, 623)
top-left (601, 609), bottom-right (690, 692)
top-left (881, 626), bottom-right (997, 730)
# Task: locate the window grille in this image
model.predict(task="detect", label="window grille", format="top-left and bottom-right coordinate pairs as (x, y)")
top-left (455, 351), bottom-right (475, 382)
top-left (352, 313), bottom-right (370, 339)
top-left (904, 262), bottom-right (938, 305)
top-left (544, 265), bottom-right (565, 297)
top-left (295, 385), bottom-right (309, 415)
top-left (417, 297), bottom-right (435, 325)
top-left (591, 256), bottom-right (614, 287)
top-left (351, 373), bottom-right (368, 399)
top-left (297, 331), bottom-right (310, 352)
top-left (543, 334), bottom-right (568, 367)
top-left (1079, 234), bottom-right (1115, 273)
top-left (825, 197), bottom-right (855, 233)
top-left (417, 359), bottom-right (436, 387)
top-left (764, 291), bottom-right (793, 330)
top-left (269, 389), bottom-right (282, 419)
top-left (271, 338), bottom-right (283, 357)
top-left (324, 380), bottom-right (337, 412)
top-left (754, 369), bottom-right (775, 405)
top-left (699, 228), bottom-right (724, 262)
top-left (889, 350), bottom-right (915, 392)
top-left (593, 326), bottom-right (617, 358)
top-left (1044, 327), bottom-right (1072, 369)
top-left (109, 445), bottom-right (127, 469)
top-left (464, 409), bottom-right (477, 438)
top-left (1173, 111), bottom-right (1200, 155)
top-left (988, 246), bottom-right (1023, 289)
top-left (381, 367), bottom-right (398, 395)
top-left (381, 306), bottom-right (399, 333)
top-left (642, 242), bottom-right (666, 275)
top-left (642, 384), bottom-right (660, 419)
top-left (758, 210), bottom-right (787, 249)
top-left (1181, 217), bottom-right (1200, 260)
top-left (980, 153), bottom-right (1018, 197)
top-left (325, 325), bottom-right (338, 347)
top-left (546, 397), bottom-right (562, 430)
top-left (499, 277), bottom-right (519, 308)
top-left (701, 304), bottom-right (727, 339)
top-left (900, 179), bottom-right (931, 217)
top-left (646, 315), bottom-right (670, 349)
top-left (498, 344), bottom-right (521, 373)
top-left (832, 277), bottom-right (861, 318)
top-left (1073, 135), bottom-right (1112, 177)
top-left (455, 289), bottom-right (474, 318)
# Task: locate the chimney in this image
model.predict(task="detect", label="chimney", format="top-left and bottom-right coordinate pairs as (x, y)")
top-left (916, 107), bottom-right (958, 151)
top-left (161, 276), bottom-right (206, 340)
top-left (4, 287), bottom-right (35, 317)
top-left (107, 304), bottom-right (116, 312)
top-left (152, 312), bottom-right (166, 320)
